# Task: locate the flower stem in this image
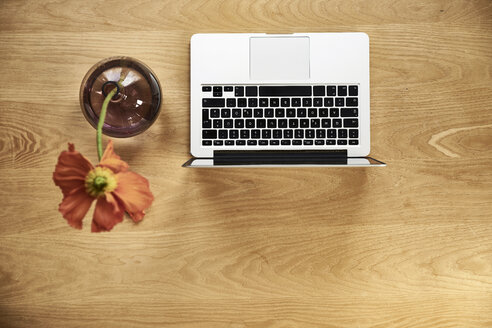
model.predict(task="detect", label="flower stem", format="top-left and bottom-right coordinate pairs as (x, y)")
top-left (97, 88), bottom-right (118, 161)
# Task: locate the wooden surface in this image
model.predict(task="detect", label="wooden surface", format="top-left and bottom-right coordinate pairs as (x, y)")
top-left (1, 0), bottom-right (491, 327)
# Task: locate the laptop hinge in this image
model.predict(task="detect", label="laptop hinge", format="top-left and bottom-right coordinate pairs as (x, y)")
top-left (213, 150), bottom-right (348, 165)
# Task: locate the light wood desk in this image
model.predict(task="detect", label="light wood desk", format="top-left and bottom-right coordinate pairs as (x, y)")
top-left (1, 1), bottom-right (491, 327)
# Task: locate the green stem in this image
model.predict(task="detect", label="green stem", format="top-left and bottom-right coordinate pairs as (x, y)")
top-left (97, 88), bottom-right (118, 161)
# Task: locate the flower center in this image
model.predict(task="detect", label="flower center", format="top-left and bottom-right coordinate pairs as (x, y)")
top-left (85, 167), bottom-right (117, 197)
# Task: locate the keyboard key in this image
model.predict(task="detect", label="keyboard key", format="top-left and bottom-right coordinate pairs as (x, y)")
top-left (281, 98), bottom-right (290, 107)
top-left (321, 119), bottom-right (331, 128)
top-left (203, 98), bottom-right (225, 107)
top-left (214, 140), bottom-right (223, 146)
top-left (243, 108), bottom-right (252, 117)
top-left (349, 140), bottom-right (359, 145)
top-left (327, 86), bottom-right (336, 96)
top-left (326, 139), bottom-right (336, 145)
top-left (346, 98), bottom-right (358, 107)
top-left (257, 119), bottom-right (266, 128)
top-left (235, 86), bottom-right (244, 97)
top-left (295, 129), bottom-right (304, 138)
top-left (210, 108), bottom-right (220, 118)
top-left (281, 140), bottom-right (291, 145)
top-left (248, 98), bottom-right (258, 107)
top-left (236, 140), bottom-right (246, 145)
top-left (202, 140), bottom-right (212, 145)
top-left (227, 98), bottom-right (236, 107)
top-left (300, 119), bottom-right (309, 128)
top-left (338, 129), bottom-right (347, 138)
top-left (202, 108), bottom-right (209, 120)
top-left (308, 108), bottom-right (317, 117)
top-left (344, 119), bottom-right (358, 127)
top-left (286, 108), bottom-right (296, 117)
top-left (338, 85), bottom-right (347, 96)
top-left (292, 98), bottom-right (301, 106)
top-left (327, 129), bottom-right (336, 138)
top-left (265, 108), bottom-right (274, 117)
top-left (251, 130), bottom-right (261, 138)
top-left (313, 98), bottom-right (323, 107)
top-left (349, 129), bottom-right (359, 138)
top-left (267, 119), bottom-right (276, 128)
top-left (324, 97), bottom-right (334, 107)
top-left (246, 86), bottom-right (258, 97)
top-left (237, 98), bottom-right (247, 107)
top-left (202, 86), bottom-right (211, 92)
top-left (202, 119), bottom-right (211, 128)
top-left (293, 140), bottom-right (302, 145)
top-left (219, 130), bottom-right (228, 139)
top-left (213, 119), bottom-right (222, 128)
top-left (319, 108), bottom-right (328, 117)
top-left (241, 130), bottom-right (250, 139)
top-left (297, 108), bottom-right (306, 117)
top-left (330, 108), bottom-right (339, 117)
top-left (221, 108), bottom-right (231, 118)
top-left (224, 119), bottom-right (233, 128)
top-left (270, 98), bottom-right (279, 107)
top-left (259, 140), bottom-right (268, 145)
top-left (224, 86), bottom-right (233, 92)
top-left (213, 91), bottom-right (222, 97)
top-left (310, 119), bottom-right (320, 128)
top-left (232, 108), bottom-right (241, 117)
top-left (246, 119), bottom-right (255, 128)
top-left (235, 119), bottom-right (244, 128)
top-left (229, 130), bottom-right (239, 139)
top-left (259, 98), bottom-right (268, 107)
top-left (248, 140), bottom-right (257, 145)
top-left (315, 140), bottom-right (324, 145)
top-left (335, 98), bottom-right (344, 107)
top-left (213, 86), bottom-right (222, 93)
top-left (303, 140), bottom-right (313, 145)
top-left (341, 108), bottom-right (358, 117)
top-left (273, 129), bottom-right (282, 138)
top-left (278, 119), bottom-right (287, 128)
top-left (284, 129), bottom-right (293, 138)
top-left (289, 119), bottom-right (299, 128)
top-left (225, 140), bottom-right (234, 145)
top-left (275, 108), bottom-right (285, 117)
top-left (305, 129), bottom-right (315, 138)
top-left (259, 86), bottom-right (312, 96)
top-left (270, 140), bottom-right (280, 145)
top-left (337, 140), bottom-right (347, 145)
top-left (316, 129), bottom-right (325, 138)
top-left (254, 108), bottom-right (263, 117)
top-left (349, 85), bottom-right (358, 96)
top-left (333, 119), bottom-right (342, 128)
top-left (313, 85), bottom-right (325, 96)
top-left (303, 98), bottom-right (312, 107)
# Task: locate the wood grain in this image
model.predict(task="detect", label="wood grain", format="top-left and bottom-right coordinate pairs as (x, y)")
top-left (0, 0), bottom-right (491, 327)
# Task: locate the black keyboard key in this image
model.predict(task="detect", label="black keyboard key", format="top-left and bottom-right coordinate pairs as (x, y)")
top-left (289, 119), bottom-right (299, 128)
top-left (241, 130), bottom-right (250, 139)
top-left (202, 86), bottom-right (211, 92)
top-left (224, 86), bottom-right (233, 92)
top-left (310, 119), bottom-right (320, 128)
top-left (349, 129), bottom-right (359, 138)
top-left (248, 140), bottom-right (257, 145)
top-left (327, 129), bottom-right (336, 138)
top-left (349, 140), bottom-right (359, 145)
top-left (202, 119), bottom-right (211, 128)
top-left (259, 86), bottom-right (312, 96)
top-left (221, 108), bottom-right (231, 118)
top-left (232, 108), bottom-right (241, 118)
top-left (243, 108), bottom-right (252, 117)
top-left (229, 130), bottom-right (239, 139)
top-left (281, 140), bottom-right (291, 145)
top-left (346, 98), bottom-right (358, 107)
top-left (278, 119), bottom-right (287, 128)
top-left (337, 140), bottom-right (347, 145)
top-left (251, 129), bottom-right (261, 138)
top-left (284, 129), bottom-right (293, 138)
top-left (213, 86), bottom-right (222, 93)
top-left (225, 140), bottom-right (234, 145)
top-left (321, 119), bottom-right (331, 128)
top-left (349, 85), bottom-right (358, 96)
top-left (295, 129), bottom-right (304, 138)
top-left (316, 129), bottom-right (326, 138)
top-left (270, 98), bottom-right (279, 107)
top-left (235, 119), bottom-right (244, 128)
top-left (236, 140), bottom-right (246, 145)
top-left (286, 108), bottom-right (296, 117)
top-left (259, 140), bottom-right (268, 145)
top-left (202, 108), bottom-right (209, 120)
top-left (254, 108), bottom-right (263, 117)
top-left (265, 108), bottom-right (274, 117)
top-left (275, 108), bottom-right (285, 117)
top-left (330, 108), bottom-right (339, 117)
top-left (300, 119), bottom-right (309, 128)
top-left (214, 140), bottom-right (223, 146)
top-left (292, 98), bottom-right (301, 106)
top-left (237, 98), bottom-right (247, 107)
top-left (273, 129), bottom-right (282, 138)
top-left (246, 86), bottom-right (258, 97)
top-left (319, 108), bottom-right (328, 117)
top-left (219, 130), bottom-right (228, 139)
top-left (213, 91), bottom-right (222, 97)
top-left (259, 98), bottom-right (268, 107)
top-left (313, 85), bottom-right (325, 96)
top-left (326, 139), bottom-right (336, 145)
top-left (338, 129), bottom-right (347, 138)
top-left (338, 85), bottom-right (347, 96)
top-left (341, 108), bottom-right (358, 117)
top-left (313, 98), bottom-right (323, 107)
top-left (246, 119), bottom-right (255, 128)
top-left (333, 119), bottom-right (342, 128)
top-left (281, 98), bottom-right (290, 107)
top-left (267, 119), bottom-right (276, 128)
top-left (344, 119), bottom-right (358, 127)
top-left (203, 98), bottom-right (225, 107)
top-left (308, 108), bottom-right (317, 117)
top-left (227, 98), bottom-right (236, 107)
top-left (305, 129), bottom-right (315, 138)
top-left (257, 119), bottom-right (266, 128)
top-left (297, 108), bottom-right (306, 117)
top-left (224, 119), bottom-right (233, 128)
top-left (315, 140), bottom-right (324, 145)
top-left (304, 140), bottom-right (313, 145)
top-left (303, 98), bottom-right (312, 107)
top-left (213, 119), bottom-right (222, 128)
top-left (324, 98), bottom-right (334, 107)
top-left (210, 108), bottom-right (220, 118)
top-left (293, 140), bottom-right (302, 145)
top-left (202, 140), bottom-right (212, 146)
top-left (248, 98), bottom-right (258, 107)
top-left (235, 86), bottom-right (244, 97)
top-left (327, 86), bottom-right (336, 96)
top-left (335, 98), bottom-right (344, 107)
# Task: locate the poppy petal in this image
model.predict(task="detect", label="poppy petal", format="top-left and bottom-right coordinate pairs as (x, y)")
top-left (113, 171), bottom-right (154, 222)
top-left (91, 193), bottom-right (124, 232)
top-left (99, 140), bottom-right (128, 173)
top-left (58, 186), bottom-right (94, 229)
top-left (53, 143), bottom-right (94, 196)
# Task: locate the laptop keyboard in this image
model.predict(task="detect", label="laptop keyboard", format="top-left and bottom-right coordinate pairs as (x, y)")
top-left (201, 85), bottom-right (359, 147)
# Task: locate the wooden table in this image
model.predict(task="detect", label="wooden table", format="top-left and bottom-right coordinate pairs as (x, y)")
top-left (1, 1), bottom-right (491, 327)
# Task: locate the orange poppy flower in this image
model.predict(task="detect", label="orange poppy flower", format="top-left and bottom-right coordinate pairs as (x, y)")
top-left (53, 140), bottom-right (154, 232)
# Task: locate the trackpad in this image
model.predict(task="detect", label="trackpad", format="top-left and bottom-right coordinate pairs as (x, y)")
top-left (250, 37), bottom-right (310, 80)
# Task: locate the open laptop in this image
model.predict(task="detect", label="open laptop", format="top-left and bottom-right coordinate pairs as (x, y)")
top-left (183, 33), bottom-right (385, 167)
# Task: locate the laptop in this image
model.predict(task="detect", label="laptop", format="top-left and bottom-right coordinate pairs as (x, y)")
top-left (183, 33), bottom-right (385, 167)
